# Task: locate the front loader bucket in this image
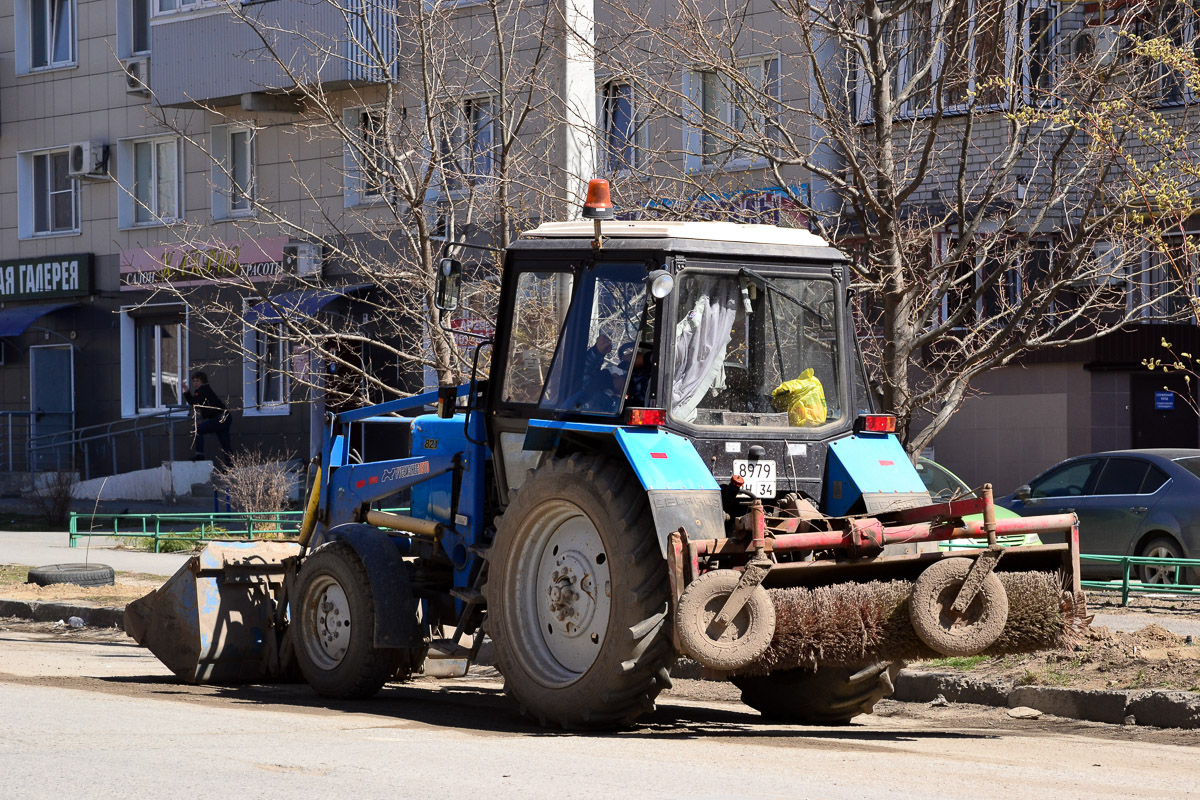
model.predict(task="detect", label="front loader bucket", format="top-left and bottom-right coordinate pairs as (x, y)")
top-left (124, 541), bottom-right (299, 684)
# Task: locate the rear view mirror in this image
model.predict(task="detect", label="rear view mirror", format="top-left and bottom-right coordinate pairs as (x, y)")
top-left (1014, 484), bottom-right (1032, 501)
top-left (435, 258), bottom-right (462, 312)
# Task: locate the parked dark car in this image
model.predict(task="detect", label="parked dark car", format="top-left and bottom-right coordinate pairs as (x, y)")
top-left (998, 449), bottom-right (1200, 583)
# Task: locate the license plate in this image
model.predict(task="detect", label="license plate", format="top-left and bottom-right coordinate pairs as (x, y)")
top-left (732, 459), bottom-right (776, 498)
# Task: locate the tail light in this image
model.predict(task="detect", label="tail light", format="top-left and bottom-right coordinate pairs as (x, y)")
top-left (855, 413), bottom-right (897, 434)
top-left (627, 407), bottom-right (666, 426)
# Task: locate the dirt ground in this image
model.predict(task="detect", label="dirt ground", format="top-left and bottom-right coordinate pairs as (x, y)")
top-left (0, 564), bottom-right (163, 605)
top-left (912, 622), bottom-right (1200, 692)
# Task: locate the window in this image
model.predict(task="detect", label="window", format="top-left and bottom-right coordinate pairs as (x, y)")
top-left (23, 0), bottom-right (76, 71)
top-left (599, 81), bottom-right (640, 173)
top-left (501, 271), bottom-right (574, 404)
top-left (243, 321), bottom-right (289, 414)
top-left (686, 56), bottom-right (781, 170)
top-left (1154, 0), bottom-right (1200, 107)
top-left (438, 97), bottom-right (496, 193)
top-left (1093, 458), bottom-right (1151, 495)
top-left (117, 0), bottom-right (150, 57)
top-left (345, 107), bottom-right (402, 206)
top-left (118, 136), bottom-right (180, 227)
top-left (670, 272), bottom-right (842, 428)
top-left (855, 0), bottom-right (1054, 119)
top-left (135, 318), bottom-right (185, 411)
top-left (1138, 237), bottom-right (1198, 321)
top-left (1030, 458), bottom-right (1099, 498)
top-left (18, 149), bottom-right (79, 238)
top-left (154, 0), bottom-right (209, 14)
top-left (211, 125), bottom-right (255, 219)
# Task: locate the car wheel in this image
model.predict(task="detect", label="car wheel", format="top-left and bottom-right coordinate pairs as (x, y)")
top-left (1137, 536), bottom-right (1186, 585)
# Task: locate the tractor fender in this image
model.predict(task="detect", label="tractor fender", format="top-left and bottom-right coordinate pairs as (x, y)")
top-left (614, 428), bottom-right (725, 557)
top-left (321, 523), bottom-right (420, 650)
top-left (522, 420), bottom-right (725, 557)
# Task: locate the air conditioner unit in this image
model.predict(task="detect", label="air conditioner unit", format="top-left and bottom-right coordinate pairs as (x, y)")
top-left (283, 242), bottom-right (323, 277)
top-left (124, 56), bottom-right (150, 96)
top-left (1073, 26), bottom-right (1120, 68)
top-left (68, 141), bottom-right (108, 180)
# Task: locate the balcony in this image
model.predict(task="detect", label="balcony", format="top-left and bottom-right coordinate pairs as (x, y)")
top-left (149, 0), bottom-right (400, 108)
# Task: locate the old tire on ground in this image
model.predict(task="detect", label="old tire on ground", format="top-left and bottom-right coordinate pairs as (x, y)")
top-left (909, 557), bottom-right (1008, 657)
top-left (733, 661), bottom-right (902, 724)
top-left (27, 563), bottom-right (114, 587)
top-left (485, 454), bottom-right (675, 729)
top-left (292, 540), bottom-right (400, 699)
top-left (1137, 536), bottom-right (1186, 585)
top-left (676, 570), bottom-right (775, 671)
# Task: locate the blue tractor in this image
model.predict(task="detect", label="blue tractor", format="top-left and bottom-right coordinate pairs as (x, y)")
top-left (127, 190), bottom-right (1085, 728)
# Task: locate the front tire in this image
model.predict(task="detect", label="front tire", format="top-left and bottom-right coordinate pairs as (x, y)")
top-left (733, 661), bottom-right (901, 724)
top-left (485, 454), bottom-right (675, 729)
top-left (293, 541), bottom-right (401, 698)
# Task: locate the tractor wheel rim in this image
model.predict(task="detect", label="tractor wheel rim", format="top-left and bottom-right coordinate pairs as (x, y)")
top-left (302, 575), bottom-right (351, 670)
top-left (518, 499), bottom-right (612, 684)
top-left (1144, 546), bottom-right (1178, 585)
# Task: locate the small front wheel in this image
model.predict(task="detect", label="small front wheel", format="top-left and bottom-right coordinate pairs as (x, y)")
top-left (675, 570), bottom-right (775, 671)
top-left (293, 541), bottom-right (400, 698)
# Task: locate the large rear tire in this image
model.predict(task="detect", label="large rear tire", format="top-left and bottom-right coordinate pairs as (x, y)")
top-left (485, 454), bottom-right (675, 729)
top-left (733, 661), bottom-right (901, 725)
top-left (292, 541), bottom-right (401, 699)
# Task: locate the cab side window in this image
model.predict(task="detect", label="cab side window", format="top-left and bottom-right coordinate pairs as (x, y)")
top-left (1092, 459), bottom-right (1150, 496)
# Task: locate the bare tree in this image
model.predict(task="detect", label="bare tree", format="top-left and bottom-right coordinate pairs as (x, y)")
top-left (123, 0), bottom-right (573, 411)
top-left (604, 0), bottom-right (1200, 453)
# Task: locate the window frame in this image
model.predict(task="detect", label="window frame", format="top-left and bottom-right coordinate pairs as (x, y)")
top-left (118, 134), bottom-right (182, 229)
top-left (684, 54), bottom-right (782, 173)
top-left (19, 0), bottom-right (77, 74)
top-left (433, 95), bottom-right (498, 197)
top-left (211, 124), bottom-right (257, 220)
top-left (119, 304), bottom-right (189, 417)
top-left (18, 147), bottom-right (81, 239)
top-left (241, 316), bottom-right (291, 417)
top-left (117, 0), bottom-right (151, 58)
top-left (854, 0), bottom-right (1055, 122)
top-left (597, 78), bottom-right (646, 175)
top-left (344, 106), bottom-right (405, 207)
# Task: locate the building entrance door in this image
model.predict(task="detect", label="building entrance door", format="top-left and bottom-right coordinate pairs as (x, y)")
top-left (1131, 371), bottom-right (1199, 449)
top-left (30, 344), bottom-right (75, 470)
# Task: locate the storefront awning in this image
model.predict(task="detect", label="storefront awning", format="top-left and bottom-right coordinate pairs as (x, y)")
top-left (0, 302), bottom-right (80, 338)
top-left (244, 284), bottom-right (372, 325)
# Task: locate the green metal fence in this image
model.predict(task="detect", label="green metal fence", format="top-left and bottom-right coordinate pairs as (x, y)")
top-left (68, 508), bottom-right (407, 553)
top-left (1080, 553), bottom-right (1200, 606)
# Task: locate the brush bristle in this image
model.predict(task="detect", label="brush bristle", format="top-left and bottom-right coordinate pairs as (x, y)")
top-left (742, 570), bottom-right (1086, 676)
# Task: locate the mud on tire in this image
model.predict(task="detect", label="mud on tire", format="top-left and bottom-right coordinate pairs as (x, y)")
top-left (485, 454), bottom-right (676, 729)
top-left (733, 661), bottom-right (902, 725)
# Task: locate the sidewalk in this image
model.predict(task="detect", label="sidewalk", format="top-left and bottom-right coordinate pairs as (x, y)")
top-left (0, 530), bottom-right (190, 577)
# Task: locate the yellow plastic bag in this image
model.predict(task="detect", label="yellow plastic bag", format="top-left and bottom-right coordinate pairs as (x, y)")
top-left (771, 368), bottom-right (827, 427)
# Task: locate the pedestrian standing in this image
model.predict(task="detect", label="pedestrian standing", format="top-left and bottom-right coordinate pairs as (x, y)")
top-left (183, 371), bottom-right (232, 461)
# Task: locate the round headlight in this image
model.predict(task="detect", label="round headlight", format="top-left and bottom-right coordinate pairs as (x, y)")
top-left (648, 270), bottom-right (675, 299)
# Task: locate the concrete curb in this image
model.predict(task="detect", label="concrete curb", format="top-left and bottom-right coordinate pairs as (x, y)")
top-left (0, 599), bottom-right (125, 630)
top-left (895, 669), bottom-right (1200, 729)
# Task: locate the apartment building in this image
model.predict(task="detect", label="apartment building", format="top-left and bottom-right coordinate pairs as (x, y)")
top-left (0, 0), bottom-right (1194, 496)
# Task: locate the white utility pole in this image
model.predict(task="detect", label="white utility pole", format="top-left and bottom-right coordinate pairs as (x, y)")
top-left (561, 0), bottom-right (598, 220)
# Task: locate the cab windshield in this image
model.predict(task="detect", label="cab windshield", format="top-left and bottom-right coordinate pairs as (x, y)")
top-left (669, 270), bottom-right (842, 428)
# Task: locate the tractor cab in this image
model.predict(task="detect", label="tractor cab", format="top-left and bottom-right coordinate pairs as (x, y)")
top-left (480, 218), bottom-right (867, 508)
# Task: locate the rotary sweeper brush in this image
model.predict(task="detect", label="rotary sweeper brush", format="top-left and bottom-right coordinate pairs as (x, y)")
top-left (125, 188), bottom-right (1087, 729)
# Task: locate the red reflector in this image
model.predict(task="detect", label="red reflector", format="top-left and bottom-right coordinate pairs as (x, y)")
top-left (628, 408), bottom-right (667, 426)
top-left (861, 414), bottom-right (897, 433)
top-left (368, 476), bottom-right (378, 485)
top-left (355, 480), bottom-right (366, 489)
top-left (879, 460), bottom-right (894, 466)
top-left (651, 452), bottom-right (668, 459)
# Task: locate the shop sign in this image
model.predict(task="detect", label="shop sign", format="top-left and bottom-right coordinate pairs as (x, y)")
top-left (120, 237), bottom-right (289, 290)
top-left (0, 253), bottom-right (93, 301)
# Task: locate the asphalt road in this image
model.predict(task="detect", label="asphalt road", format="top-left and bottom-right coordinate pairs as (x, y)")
top-left (1, 623), bottom-right (1198, 800)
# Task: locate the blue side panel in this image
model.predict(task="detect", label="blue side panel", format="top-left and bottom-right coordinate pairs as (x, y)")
top-left (615, 428), bottom-right (719, 491)
top-left (409, 412), bottom-right (488, 593)
top-left (824, 433), bottom-right (926, 516)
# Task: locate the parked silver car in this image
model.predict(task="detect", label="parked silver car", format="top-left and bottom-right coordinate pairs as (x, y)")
top-left (998, 449), bottom-right (1200, 583)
